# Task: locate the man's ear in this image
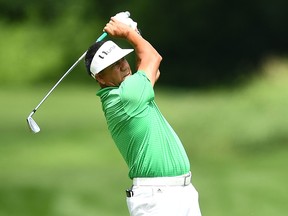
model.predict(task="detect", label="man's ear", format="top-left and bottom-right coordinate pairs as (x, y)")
top-left (95, 73), bottom-right (105, 85)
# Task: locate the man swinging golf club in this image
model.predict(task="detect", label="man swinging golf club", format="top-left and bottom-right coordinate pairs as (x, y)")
top-left (84, 13), bottom-right (202, 216)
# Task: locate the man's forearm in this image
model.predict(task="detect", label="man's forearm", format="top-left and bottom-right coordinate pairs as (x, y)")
top-left (126, 29), bottom-right (162, 86)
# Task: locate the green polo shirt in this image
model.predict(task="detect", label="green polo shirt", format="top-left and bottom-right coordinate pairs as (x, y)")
top-left (96, 71), bottom-right (190, 179)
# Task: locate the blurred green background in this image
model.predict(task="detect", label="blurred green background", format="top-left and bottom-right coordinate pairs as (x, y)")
top-left (1, 0), bottom-right (288, 215)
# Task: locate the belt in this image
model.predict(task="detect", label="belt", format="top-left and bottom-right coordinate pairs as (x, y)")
top-left (133, 172), bottom-right (191, 186)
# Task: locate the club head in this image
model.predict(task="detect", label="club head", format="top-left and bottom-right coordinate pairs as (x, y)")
top-left (27, 116), bottom-right (40, 133)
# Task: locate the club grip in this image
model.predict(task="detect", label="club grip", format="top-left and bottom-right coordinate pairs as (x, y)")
top-left (96, 32), bottom-right (108, 42)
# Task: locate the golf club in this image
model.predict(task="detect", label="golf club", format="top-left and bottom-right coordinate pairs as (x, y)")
top-left (27, 12), bottom-right (131, 133)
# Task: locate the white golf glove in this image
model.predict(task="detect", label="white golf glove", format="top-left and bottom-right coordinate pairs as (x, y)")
top-left (114, 11), bottom-right (138, 31)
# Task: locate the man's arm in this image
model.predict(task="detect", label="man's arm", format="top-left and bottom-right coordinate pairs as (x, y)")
top-left (155, 70), bottom-right (160, 83)
top-left (104, 18), bottom-right (162, 87)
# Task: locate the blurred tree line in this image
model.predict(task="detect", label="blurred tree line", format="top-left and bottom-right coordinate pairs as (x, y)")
top-left (1, 0), bottom-right (288, 87)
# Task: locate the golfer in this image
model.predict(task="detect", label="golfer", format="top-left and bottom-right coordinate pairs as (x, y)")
top-left (85, 15), bottom-right (202, 216)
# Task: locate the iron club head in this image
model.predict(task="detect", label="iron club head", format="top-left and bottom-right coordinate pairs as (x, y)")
top-left (27, 113), bottom-right (40, 133)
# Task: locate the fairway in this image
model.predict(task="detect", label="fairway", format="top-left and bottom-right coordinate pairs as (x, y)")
top-left (1, 72), bottom-right (288, 215)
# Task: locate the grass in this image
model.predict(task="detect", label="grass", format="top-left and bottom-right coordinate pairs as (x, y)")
top-left (1, 61), bottom-right (288, 215)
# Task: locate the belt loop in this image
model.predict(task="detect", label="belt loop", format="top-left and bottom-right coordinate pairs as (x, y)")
top-left (184, 171), bottom-right (191, 186)
top-left (184, 175), bottom-right (189, 186)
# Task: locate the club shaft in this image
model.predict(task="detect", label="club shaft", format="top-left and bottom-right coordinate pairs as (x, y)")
top-left (33, 51), bottom-right (86, 113)
top-left (30, 32), bottom-right (107, 116)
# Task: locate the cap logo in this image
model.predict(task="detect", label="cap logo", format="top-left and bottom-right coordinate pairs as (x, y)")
top-left (98, 45), bottom-right (116, 59)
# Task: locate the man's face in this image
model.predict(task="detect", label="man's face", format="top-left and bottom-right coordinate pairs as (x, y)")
top-left (96, 58), bottom-right (132, 87)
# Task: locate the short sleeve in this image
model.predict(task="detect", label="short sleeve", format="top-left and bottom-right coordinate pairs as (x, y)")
top-left (119, 71), bottom-right (154, 116)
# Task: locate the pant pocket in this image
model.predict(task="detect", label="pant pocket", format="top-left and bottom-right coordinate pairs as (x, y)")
top-left (126, 186), bottom-right (156, 216)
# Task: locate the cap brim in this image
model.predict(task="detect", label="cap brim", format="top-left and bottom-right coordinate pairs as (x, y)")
top-left (98, 48), bottom-right (133, 73)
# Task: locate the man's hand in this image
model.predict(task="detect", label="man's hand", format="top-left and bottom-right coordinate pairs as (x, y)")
top-left (114, 12), bottom-right (138, 31)
top-left (104, 17), bottom-right (133, 39)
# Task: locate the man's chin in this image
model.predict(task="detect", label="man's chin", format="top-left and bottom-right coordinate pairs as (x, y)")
top-left (123, 73), bottom-right (131, 80)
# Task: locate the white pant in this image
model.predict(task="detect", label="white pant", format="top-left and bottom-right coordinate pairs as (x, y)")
top-left (126, 183), bottom-right (202, 216)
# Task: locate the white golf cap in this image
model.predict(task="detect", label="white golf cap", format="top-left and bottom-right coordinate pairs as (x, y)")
top-left (90, 40), bottom-right (134, 78)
